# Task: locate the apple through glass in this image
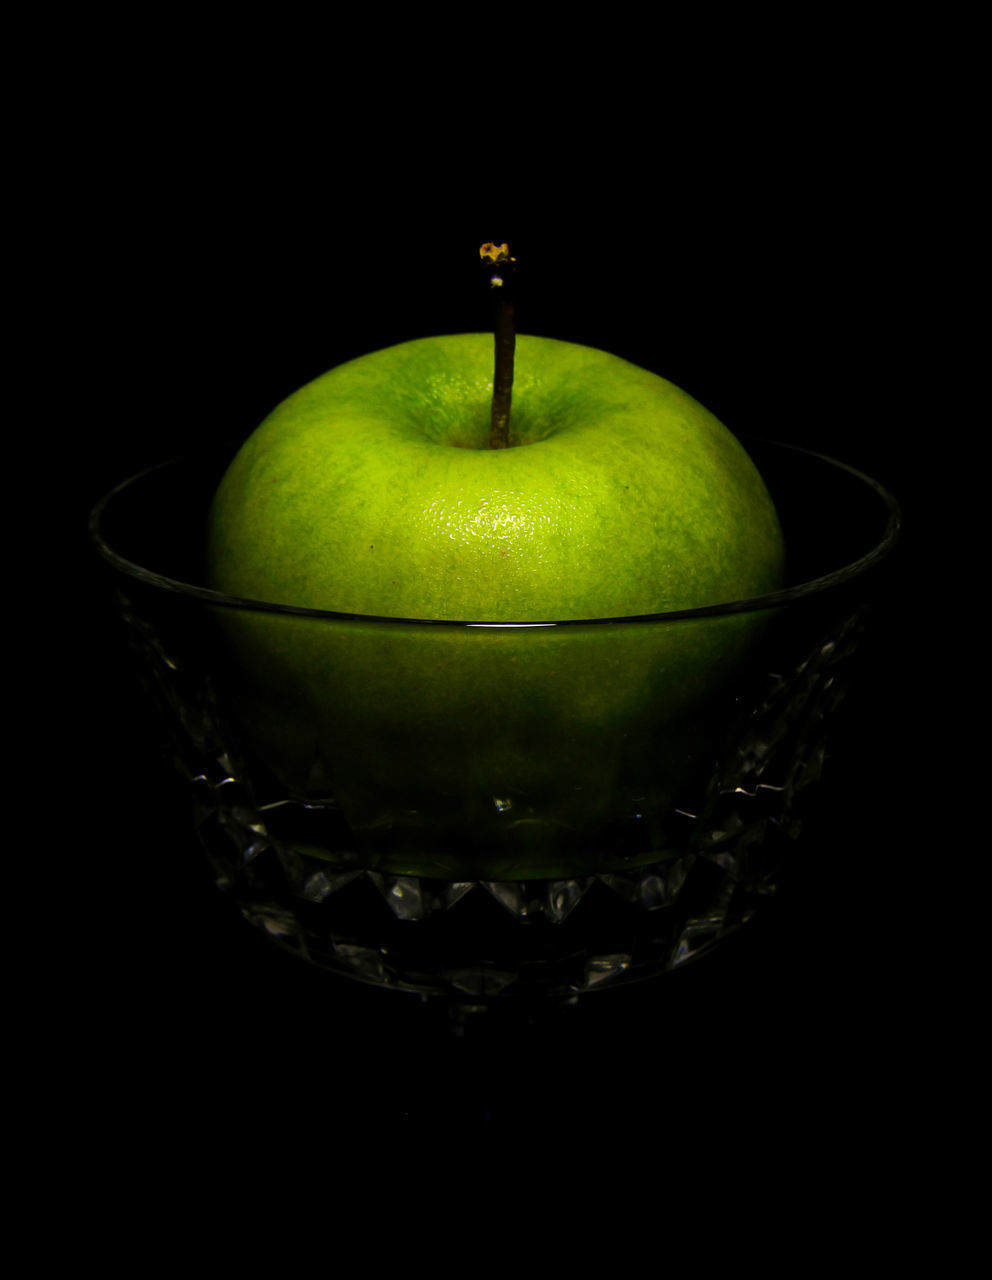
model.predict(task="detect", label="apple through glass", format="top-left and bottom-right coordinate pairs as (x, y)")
top-left (90, 439), bottom-right (900, 1001)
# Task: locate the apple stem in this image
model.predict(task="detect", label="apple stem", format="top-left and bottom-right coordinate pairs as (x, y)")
top-left (491, 294), bottom-right (515, 449)
top-left (480, 243), bottom-right (516, 449)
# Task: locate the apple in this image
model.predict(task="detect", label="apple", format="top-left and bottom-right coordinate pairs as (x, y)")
top-left (205, 333), bottom-right (786, 879)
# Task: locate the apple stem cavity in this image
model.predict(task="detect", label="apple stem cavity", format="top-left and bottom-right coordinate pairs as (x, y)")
top-left (480, 242), bottom-right (517, 449)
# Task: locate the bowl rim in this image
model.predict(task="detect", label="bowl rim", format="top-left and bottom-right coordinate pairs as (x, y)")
top-left (89, 438), bottom-right (902, 629)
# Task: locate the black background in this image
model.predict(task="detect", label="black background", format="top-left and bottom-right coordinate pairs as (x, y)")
top-left (49, 84), bottom-right (957, 1159)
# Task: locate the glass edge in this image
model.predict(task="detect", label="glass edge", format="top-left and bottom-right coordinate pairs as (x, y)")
top-left (88, 438), bottom-right (902, 630)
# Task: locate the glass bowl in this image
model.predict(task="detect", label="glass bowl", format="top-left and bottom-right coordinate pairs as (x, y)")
top-left (90, 439), bottom-right (900, 1006)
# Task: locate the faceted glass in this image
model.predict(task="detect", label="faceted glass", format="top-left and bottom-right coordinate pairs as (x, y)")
top-left (90, 439), bottom-right (900, 1001)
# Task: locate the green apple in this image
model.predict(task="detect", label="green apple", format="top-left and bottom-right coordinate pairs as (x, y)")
top-left (206, 333), bottom-right (785, 879)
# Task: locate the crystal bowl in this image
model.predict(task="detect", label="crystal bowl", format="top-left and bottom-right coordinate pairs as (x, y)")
top-left (90, 439), bottom-right (900, 1004)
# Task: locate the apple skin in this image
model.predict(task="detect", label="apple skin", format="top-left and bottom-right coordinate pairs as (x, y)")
top-left (206, 334), bottom-right (786, 878)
